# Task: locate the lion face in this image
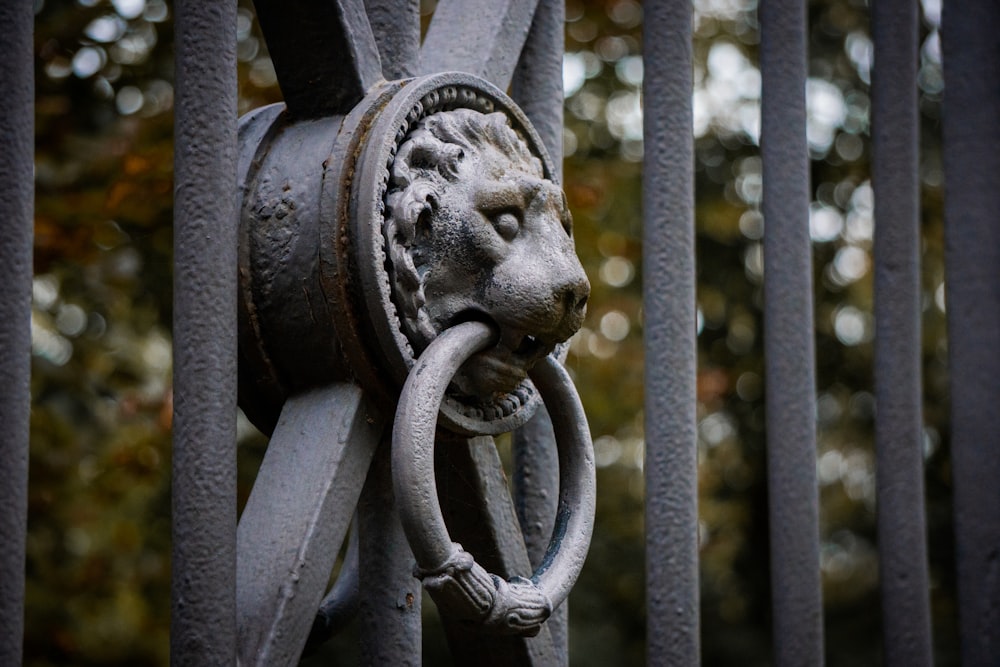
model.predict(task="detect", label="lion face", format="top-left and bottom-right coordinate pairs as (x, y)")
top-left (384, 109), bottom-right (589, 399)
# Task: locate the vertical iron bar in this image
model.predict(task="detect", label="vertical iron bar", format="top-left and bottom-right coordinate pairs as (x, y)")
top-left (172, 2), bottom-right (238, 664)
top-left (356, 4), bottom-right (422, 661)
top-left (759, 0), bottom-right (825, 664)
top-left (358, 440), bottom-right (422, 666)
top-left (364, 0), bottom-right (420, 80)
top-left (870, 1), bottom-right (934, 664)
top-left (435, 435), bottom-right (558, 665)
top-left (941, 2), bottom-right (1000, 664)
top-left (511, 0), bottom-right (568, 662)
top-left (642, 0), bottom-right (700, 665)
top-left (511, 410), bottom-right (566, 661)
top-left (0, 2), bottom-right (33, 665)
top-left (512, 0), bottom-right (565, 181)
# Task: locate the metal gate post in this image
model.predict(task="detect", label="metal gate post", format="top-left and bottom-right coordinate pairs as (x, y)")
top-left (870, 0), bottom-right (933, 663)
top-left (941, 3), bottom-right (1000, 664)
top-left (353, 3), bottom-right (425, 662)
top-left (171, 2), bottom-right (239, 663)
top-left (0, 2), bottom-right (34, 665)
top-left (435, 435), bottom-right (559, 665)
top-left (512, 0), bottom-right (566, 170)
top-left (759, 0), bottom-right (825, 663)
top-left (358, 438), bottom-right (422, 665)
top-left (511, 0), bottom-right (570, 660)
top-left (642, 1), bottom-right (701, 665)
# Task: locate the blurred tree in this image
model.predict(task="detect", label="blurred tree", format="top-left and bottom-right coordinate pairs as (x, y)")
top-left (26, 0), bottom-right (956, 665)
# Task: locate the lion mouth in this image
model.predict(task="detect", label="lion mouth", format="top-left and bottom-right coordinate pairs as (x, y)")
top-left (497, 327), bottom-right (557, 369)
top-left (449, 318), bottom-right (556, 397)
top-left (508, 332), bottom-right (552, 362)
top-left (469, 329), bottom-right (554, 388)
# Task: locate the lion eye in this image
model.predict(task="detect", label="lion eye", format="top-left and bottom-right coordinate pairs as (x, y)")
top-left (492, 211), bottom-right (521, 241)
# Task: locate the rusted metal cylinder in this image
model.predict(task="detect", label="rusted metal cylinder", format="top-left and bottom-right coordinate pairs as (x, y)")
top-left (235, 86), bottom-right (398, 432)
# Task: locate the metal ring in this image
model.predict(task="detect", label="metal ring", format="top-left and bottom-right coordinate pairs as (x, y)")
top-left (392, 320), bottom-right (596, 636)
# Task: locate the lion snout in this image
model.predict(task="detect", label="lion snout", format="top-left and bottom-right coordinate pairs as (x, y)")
top-left (516, 264), bottom-right (589, 347)
top-left (549, 274), bottom-right (589, 340)
top-left (561, 278), bottom-right (589, 321)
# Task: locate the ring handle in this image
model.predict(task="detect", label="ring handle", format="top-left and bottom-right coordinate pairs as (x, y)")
top-left (392, 321), bottom-right (596, 636)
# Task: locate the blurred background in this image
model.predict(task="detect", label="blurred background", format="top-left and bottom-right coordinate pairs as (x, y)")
top-left (26, 0), bottom-right (954, 664)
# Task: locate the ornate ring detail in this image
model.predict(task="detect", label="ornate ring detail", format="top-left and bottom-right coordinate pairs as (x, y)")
top-left (413, 543), bottom-right (552, 635)
top-left (392, 321), bottom-right (596, 636)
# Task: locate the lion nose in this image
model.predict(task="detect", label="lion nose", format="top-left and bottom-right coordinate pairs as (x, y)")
top-left (562, 279), bottom-right (589, 320)
top-left (553, 268), bottom-right (590, 340)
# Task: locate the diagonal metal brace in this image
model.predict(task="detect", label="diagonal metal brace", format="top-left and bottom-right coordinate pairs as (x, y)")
top-left (419, 0), bottom-right (542, 90)
top-left (236, 383), bottom-right (383, 666)
top-left (252, 0), bottom-right (383, 119)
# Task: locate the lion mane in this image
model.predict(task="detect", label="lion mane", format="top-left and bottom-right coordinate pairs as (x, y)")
top-left (383, 108), bottom-right (544, 347)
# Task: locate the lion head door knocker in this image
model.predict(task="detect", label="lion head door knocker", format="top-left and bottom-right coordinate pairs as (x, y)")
top-left (237, 72), bottom-right (596, 637)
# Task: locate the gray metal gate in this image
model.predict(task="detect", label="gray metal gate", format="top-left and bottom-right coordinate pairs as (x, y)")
top-left (2, 0), bottom-right (1000, 665)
